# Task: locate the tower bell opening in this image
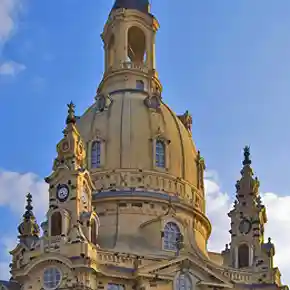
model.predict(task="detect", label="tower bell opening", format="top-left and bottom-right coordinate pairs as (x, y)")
top-left (127, 26), bottom-right (146, 64)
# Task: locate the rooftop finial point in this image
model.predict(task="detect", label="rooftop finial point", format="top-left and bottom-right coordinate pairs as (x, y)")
top-left (243, 145), bottom-right (251, 166)
top-left (66, 101), bottom-right (76, 125)
top-left (23, 193), bottom-right (34, 220)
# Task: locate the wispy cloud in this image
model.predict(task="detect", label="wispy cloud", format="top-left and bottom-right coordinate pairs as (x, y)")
top-left (0, 0), bottom-right (26, 77)
top-left (0, 0), bottom-right (19, 43)
top-left (0, 60), bottom-right (25, 76)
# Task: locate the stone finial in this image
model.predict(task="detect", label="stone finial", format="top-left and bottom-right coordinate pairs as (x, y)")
top-left (243, 145), bottom-right (251, 166)
top-left (177, 110), bottom-right (192, 132)
top-left (66, 101), bottom-right (76, 125)
top-left (23, 193), bottom-right (33, 220)
top-left (18, 193), bottom-right (40, 238)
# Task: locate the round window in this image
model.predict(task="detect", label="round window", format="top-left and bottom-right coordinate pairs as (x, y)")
top-left (43, 267), bottom-right (62, 290)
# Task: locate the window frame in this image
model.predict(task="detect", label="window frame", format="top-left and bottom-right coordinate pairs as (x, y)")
top-left (42, 267), bottom-right (62, 290)
top-left (91, 140), bottom-right (102, 169)
top-left (152, 136), bottom-right (170, 171)
top-left (88, 136), bottom-right (106, 170)
top-left (162, 221), bottom-right (182, 252)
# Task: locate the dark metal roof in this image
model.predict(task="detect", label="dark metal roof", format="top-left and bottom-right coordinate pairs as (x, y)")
top-left (112, 0), bottom-right (150, 14)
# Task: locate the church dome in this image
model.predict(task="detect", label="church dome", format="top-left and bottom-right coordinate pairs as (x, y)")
top-left (77, 90), bottom-right (204, 210)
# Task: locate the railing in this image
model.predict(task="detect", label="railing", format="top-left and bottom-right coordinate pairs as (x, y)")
top-left (120, 61), bottom-right (149, 73)
top-left (222, 269), bottom-right (252, 283)
top-left (106, 61), bottom-right (149, 75)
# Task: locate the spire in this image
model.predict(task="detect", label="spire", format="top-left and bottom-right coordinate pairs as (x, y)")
top-left (23, 193), bottom-right (34, 220)
top-left (112, 0), bottom-right (150, 14)
top-left (48, 102), bottom-right (86, 173)
top-left (66, 101), bottom-right (76, 125)
top-left (243, 145), bottom-right (251, 166)
top-left (18, 193), bottom-right (40, 239)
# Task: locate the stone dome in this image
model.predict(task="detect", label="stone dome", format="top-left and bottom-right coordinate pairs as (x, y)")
top-left (77, 90), bottom-right (204, 211)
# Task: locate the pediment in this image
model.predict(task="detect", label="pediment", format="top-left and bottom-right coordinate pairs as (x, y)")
top-left (138, 255), bottom-right (233, 288)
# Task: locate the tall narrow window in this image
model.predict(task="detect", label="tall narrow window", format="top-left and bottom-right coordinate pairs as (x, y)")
top-left (156, 140), bottom-right (165, 168)
top-left (238, 244), bottom-right (250, 268)
top-left (163, 222), bottom-right (180, 251)
top-left (136, 80), bottom-right (144, 90)
top-left (51, 212), bottom-right (62, 236)
top-left (91, 141), bottom-right (101, 168)
top-left (91, 219), bottom-right (97, 245)
top-left (175, 273), bottom-right (192, 290)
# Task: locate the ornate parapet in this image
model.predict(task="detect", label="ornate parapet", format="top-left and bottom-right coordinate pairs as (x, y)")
top-left (91, 169), bottom-right (204, 213)
top-left (222, 269), bottom-right (252, 283)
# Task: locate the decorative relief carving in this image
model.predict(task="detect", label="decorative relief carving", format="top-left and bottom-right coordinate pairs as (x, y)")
top-left (94, 94), bottom-right (113, 112)
top-left (144, 94), bottom-right (161, 111)
top-left (177, 110), bottom-right (192, 132)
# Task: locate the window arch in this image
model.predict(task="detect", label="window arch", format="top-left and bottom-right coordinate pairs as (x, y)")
top-left (238, 244), bottom-right (250, 268)
top-left (155, 140), bottom-right (165, 168)
top-left (51, 212), bottom-right (62, 236)
top-left (163, 222), bottom-right (181, 251)
top-left (175, 273), bottom-right (192, 290)
top-left (91, 219), bottom-right (97, 245)
top-left (91, 141), bottom-right (101, 168)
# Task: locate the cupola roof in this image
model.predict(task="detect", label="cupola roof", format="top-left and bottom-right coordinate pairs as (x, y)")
top-left (112, 0), bottom-right (150, 14)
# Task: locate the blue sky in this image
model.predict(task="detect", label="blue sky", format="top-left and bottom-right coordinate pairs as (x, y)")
top-left (1, 0), bottom-right (290, 284)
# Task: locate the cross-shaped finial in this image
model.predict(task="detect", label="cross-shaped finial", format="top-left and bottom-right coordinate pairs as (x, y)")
top-left (66, 101), bottom-right (76, 124)
top-left (243, 145), bottom-right (251, 166)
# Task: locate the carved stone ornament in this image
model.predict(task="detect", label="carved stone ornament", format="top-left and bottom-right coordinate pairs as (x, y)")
top-left (62, 141), bottom-right (70, 152)
top-left (144, 94), bottom-right (161, 110)
top-left (177, 110), bottom-right (192, 131)
top-left (95, 94), bottom-right (113, 112)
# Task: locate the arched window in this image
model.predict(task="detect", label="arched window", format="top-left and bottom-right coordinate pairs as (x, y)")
top-left (51, 212), bottom-right (62, 236)
top-left (238, 244), bottom-right (250, 268)
top-left (127, 26), bottom-right (146, 63)
top-left (156, 140), bottom-right (165, 168)
top-left (175, 273), bottom-right (192, 290)
top-left (91, 219), bottom-right (97, 245)
top-left (163, 222), bottom-right (181, 251)
top-left (91, 141), bottom-right (101, 168)
top-left (136, 80), bottom-right (145, 90)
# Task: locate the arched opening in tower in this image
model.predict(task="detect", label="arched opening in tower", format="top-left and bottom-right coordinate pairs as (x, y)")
top-left (127, 26), bottom-right (146, 64)
top-left (238, 244), bottom-right (250, 268)
top-left (108, 34), bottom-right (115, 68)
top-left (50, 212), bottom-right (62, 236)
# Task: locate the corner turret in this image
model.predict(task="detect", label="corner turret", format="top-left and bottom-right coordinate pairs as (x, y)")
top-left (17, 193), bottom-right (40, 242)
top-left (222, 146), bottom-right (284, 285)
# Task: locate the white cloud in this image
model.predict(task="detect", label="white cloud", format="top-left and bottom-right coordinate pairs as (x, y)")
top-left (0, 60), bottom-right (25, 76)
top-left (0, 170), bottom-right (49, 219)
top-left (206, 170), bottom-right (290, 286)
top-left (0, 0), bottom-right (26, 77)
top-left (0, 170), bottom-right (48, 280)
top-left (0, 0), bottom-right (20, 44)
